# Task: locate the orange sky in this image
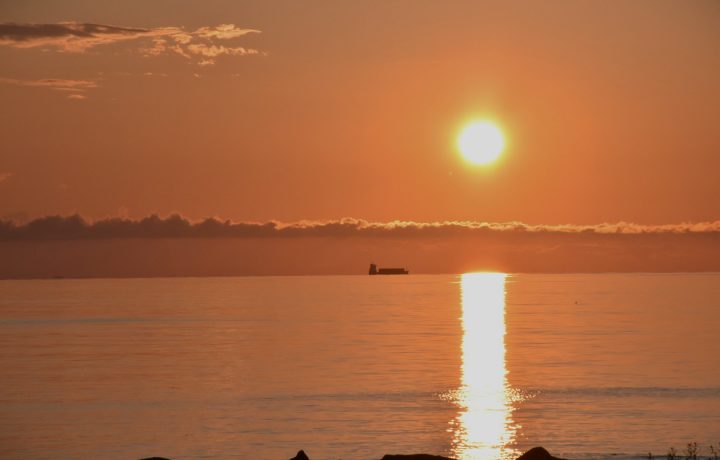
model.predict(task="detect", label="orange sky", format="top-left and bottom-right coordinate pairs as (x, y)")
top-left (1, 0), bottom-right (719, 225)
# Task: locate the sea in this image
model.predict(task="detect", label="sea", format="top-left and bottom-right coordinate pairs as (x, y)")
top-left (0, 273), bottom-right (718, 460)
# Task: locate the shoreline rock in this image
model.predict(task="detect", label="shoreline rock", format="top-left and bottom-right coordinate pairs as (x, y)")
top-left (290, 450), bottom-right (310, 460)
top-left (381, 455), bottom-right (453, 460)
top-left (516, 447), bottom-right (566, 460)
top-left (141, 446), bottom-right (564, 460)
top-left (287, 446), bottom-right (564, 460)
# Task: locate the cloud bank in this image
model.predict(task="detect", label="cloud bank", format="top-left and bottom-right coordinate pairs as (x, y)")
top-left (2, 214), bottom-right (720, 240)
top-left (0, 22), bottom-right (261, 65)
top-left (2, 215), bottom-right (718, 278)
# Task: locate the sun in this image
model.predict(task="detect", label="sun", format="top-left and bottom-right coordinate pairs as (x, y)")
top-left (457, 121), bottom-right (505, 165)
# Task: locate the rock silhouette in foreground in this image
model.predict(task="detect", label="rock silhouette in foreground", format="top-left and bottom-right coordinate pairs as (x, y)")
top-left (291, 446), bottom-right (562, 460)
top-left (516, 447), bottom-right (566, 460)
top-left (379, 447), bottom-right (564, 460)
top-left (290, 450), bottom-right (310, 460)
top-left (381, 455), bottom-right (453, 460)
top-left (140, 446), bottom-right (564, 460)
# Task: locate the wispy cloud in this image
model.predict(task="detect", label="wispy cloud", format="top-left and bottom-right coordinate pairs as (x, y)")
top-left (194, 24), bottom-right (256, 40)
top-left (0, 23), bottom-right (173, 52)
top-left (0, 22), bottom-right (261, 65)
top-left (0, 77), bottom-right (98, 98)
top-left (0, 77), bottom-right (98, 92)
top-left (185, 43), bottom-right (260, 58)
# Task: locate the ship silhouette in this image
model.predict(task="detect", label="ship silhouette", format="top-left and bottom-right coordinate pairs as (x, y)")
top-left (368, 263), bottom-right (409, 275)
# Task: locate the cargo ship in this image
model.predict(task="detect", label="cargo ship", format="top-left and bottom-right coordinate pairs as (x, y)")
top-left (369, 264), bottom-right (409, 275)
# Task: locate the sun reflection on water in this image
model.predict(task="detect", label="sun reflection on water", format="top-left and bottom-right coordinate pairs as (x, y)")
top-left (451, 273), bottom-right (519, 460)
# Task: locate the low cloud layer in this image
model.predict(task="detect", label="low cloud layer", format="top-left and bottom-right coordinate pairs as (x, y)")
top-left (2, 215), bottom-right (719, 277)
top-left (2, 214), bottom-right (720, 240)
top-left (0, 22), bottom-right (261, 65)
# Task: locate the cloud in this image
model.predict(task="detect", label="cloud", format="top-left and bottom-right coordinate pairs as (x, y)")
top-left (2, 215), bottom-right (720, 277)
top-left (185, 44), bottom-right (259, 57)
top-left (0, 77), bottom-right (98, 99)
top-left (0, 22), bottom-right (261, 65)
top-left (194, 24), bottom-right (257, 40)
top-left (0, 22), bottom-right (176, 52)
top-left (1, 214), bottom-right (719, 240)
top-left (183, 43), bottom-right (260, 66)
top-left (0, 77), bottom-right (98, 92)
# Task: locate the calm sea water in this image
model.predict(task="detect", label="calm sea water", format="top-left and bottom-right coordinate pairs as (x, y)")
top-left (0, 273), bottom-right (718, 460)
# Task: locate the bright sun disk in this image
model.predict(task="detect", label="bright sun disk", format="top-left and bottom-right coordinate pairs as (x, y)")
top-left (458, 121), bottom-right (505, 165)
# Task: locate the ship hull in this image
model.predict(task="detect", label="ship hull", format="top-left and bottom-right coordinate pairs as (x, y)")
top-left (369, 265), bottom-right (408, 275)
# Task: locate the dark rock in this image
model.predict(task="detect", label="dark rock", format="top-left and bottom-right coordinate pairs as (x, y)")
top-left (381, 455), bottom-right (454, 460)
top-left (290, 450), bottom-right (310, 460)
top-left (138, 458), bottom-right (172, 460)
top-left (516, 447), bottom-right (565, 460)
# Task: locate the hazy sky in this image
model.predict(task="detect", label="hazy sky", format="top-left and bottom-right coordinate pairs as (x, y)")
top-left (1, 0), bottom-right (719, 225)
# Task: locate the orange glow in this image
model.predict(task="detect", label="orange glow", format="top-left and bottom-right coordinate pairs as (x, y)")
top-left (1, 4), bottom-right (718, 225)
top-left (457, 121), bottom-right (505, 166)
top-left (453, 273), bottom-right (518, 460)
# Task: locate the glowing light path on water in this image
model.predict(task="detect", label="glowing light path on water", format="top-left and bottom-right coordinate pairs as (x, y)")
top-left (452, 273), bottom-right (519, 460)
